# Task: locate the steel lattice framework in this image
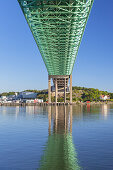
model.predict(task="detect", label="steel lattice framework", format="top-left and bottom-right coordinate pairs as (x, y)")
top-left (18, 0), bottom-right (94, 75)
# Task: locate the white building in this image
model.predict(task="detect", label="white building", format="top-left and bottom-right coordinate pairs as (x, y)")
top-left (0, 96), bottom-right (7, 103)
top-left (34, 99), bottom-right (43, 103)
top-left (1, 96), bottom-right (7, 100)
top-left (22, 99), bottom-right (43, 103)
top-left (100, 95), bottom-right (110, 100)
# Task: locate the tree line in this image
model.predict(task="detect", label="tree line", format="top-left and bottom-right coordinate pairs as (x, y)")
top-left (0, 86), bottom-right (113, 102)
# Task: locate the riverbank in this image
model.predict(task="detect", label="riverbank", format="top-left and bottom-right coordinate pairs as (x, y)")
top-left (0, 101), bottom-right (113, 106)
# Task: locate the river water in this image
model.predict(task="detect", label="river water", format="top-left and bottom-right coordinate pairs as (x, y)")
top-left (0, 104), bottom-right (113, 170)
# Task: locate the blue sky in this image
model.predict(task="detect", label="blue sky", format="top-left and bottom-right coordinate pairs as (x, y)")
top-left (0, 0), bottom-right (113, 93)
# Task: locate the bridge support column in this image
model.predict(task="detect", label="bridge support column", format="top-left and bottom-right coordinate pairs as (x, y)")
top-left (50, 75), bottom-right (69, 104)
top-left (70, 75), bottom-right (72, 104)
top-left (64, 78), bottom-right (66, 103)
top-left (48, 75), bottom-right (51, 103)
top-left (55, 78), bottom-right (58, 103)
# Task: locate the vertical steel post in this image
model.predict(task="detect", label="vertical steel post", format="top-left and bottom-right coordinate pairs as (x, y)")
top-left (48, 75), bottom-right (51, 103)
top-left (55, 78), bottom-right (58, 103)
top-left (64, 77), bottom-right (66, 103)
top-left (70, 75), bottom-right (72, 104)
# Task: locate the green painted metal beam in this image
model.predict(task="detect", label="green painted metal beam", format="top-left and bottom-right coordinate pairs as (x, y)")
top-left (18, 0), bottom-right (94, 75)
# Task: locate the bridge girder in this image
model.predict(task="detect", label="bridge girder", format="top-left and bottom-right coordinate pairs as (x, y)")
top-left (18, 0), bottom-right (94, 75)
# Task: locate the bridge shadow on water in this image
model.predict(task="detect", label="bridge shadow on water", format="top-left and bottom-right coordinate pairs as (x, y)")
top-left (38, 105), bottom-right (81, 170)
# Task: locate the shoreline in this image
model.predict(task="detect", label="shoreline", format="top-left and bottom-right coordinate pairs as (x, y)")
top-left (0, 101), bottom-right (113, 107)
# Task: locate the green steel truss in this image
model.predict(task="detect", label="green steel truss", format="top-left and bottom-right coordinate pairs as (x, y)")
top-left (18, 0), bottom-right (94, 75)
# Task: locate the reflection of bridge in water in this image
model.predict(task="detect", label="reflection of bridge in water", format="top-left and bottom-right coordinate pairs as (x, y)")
top-left (39, 106), bottom-right (81, 170)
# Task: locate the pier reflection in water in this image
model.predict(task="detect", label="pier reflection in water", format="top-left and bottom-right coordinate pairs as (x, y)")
top-left (0, 105), bottom-right (113, 169)
top-left (39, 106), bottom-right (81, 170)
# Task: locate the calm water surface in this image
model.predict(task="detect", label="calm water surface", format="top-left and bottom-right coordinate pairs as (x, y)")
top-left (0, 104), bottom-right (113, 170)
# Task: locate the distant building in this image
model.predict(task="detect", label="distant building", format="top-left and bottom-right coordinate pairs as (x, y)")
top-left (17, 91), bottom-right (37, 99)
top-left (100, 95), bottom-right (110, 100)
top-left (7, 95), bottom-right (16, 101)
top-left (34, 99), bottom-right (43, 103)
top-left (24, 99), bottom-right (35, 104)
top-left (21, 99), bottom-right (43, 103)
top-left (0, 96), bottom-right (7, 103)
top-left (1, 96), bottom-right (7, 100)
top-left (0, 92), bottom-right (44, 103)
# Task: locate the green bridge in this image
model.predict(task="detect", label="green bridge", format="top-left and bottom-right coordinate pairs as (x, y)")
top-left (18, 0), bottom-right (94, 103)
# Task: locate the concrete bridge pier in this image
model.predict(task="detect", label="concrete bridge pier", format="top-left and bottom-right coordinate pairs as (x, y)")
top-left (55, 78), bottom-right (58, 103)
top-left (70, 75), bottom-right (72, 104)
top-left (48, 75), bottom-right (72, 104)
top-left (64, 78), bottom-right (66, 103)
top-left (48, 75), bottom-right (51, 104)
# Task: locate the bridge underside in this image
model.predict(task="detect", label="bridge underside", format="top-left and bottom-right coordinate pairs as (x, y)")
top-left (53, 76), bottom-right (69, 89)
top-left (18, 0), bottom-right (94, 103)
top-left (18, 0), bottom-right (94, 75)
